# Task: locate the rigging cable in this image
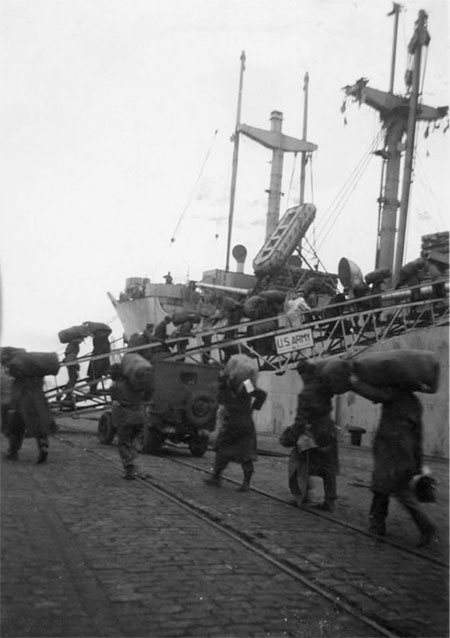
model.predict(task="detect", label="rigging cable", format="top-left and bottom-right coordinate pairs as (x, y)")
top-left (314, 128), bottom-right (385, 248)
top-left (169, 129), bottom-right (218, 244)
top-left (413, 151), bottom-right (446, 231)
top-left (313, 128), bottom-right (383, 241)
top-left (309, 154), bottom-right (316, 257)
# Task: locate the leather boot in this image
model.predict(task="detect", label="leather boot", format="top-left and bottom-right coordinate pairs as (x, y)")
top-left (238, 461), bottom-right (253, 492)
top-left (369, 492), bottom-right (389, 536)
top-left (123, 465), bottom-right (137, 480)
top-left (37, 448), bottom-right (48, 464)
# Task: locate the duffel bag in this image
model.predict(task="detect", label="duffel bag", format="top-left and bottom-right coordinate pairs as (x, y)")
top-left (83, 321), bottom-right (112, 336)
top-left (9, 352), bottom-right (60, 378)
top-left (353, 349), bottom-right (439, 393)
top-left (121, 353), bottom-right (153, 391)
top-left (1, 346), bottom-right (26, 365)
top-left (315, 358), bottom-right (352, 395)
top-left (172, 311), bottom-right (189, 326)
top-left (58, 324), bottom-right (89, 344)
top-left (224, 354), bottom-right (258, 386)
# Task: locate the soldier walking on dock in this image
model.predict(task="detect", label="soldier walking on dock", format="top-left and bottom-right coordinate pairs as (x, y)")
top-left (205, 356), bottom-right (266, 492)
top-left (279, 360), bottom-right (339, 512)
top-left (348, 371), bottom-right (437, 547)
top-left (110, 361), bottom-right (153, 480)
top-left (4, 375), bottom-right (53, 464)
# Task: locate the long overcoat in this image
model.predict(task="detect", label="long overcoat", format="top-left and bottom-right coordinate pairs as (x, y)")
top-left (87, 332), bottom-right (111, 380)
top-left (8, 376), bottom-right (53, 438)
top-left (351, 380), bottom-right (422, 494)
top-left (290, 379), bottom-right (339, 476)
top-left (214, 382), bottom-right (266, 464)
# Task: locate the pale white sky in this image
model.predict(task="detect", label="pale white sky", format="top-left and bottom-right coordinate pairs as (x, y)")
top-left (1, 0), bottom-right (449, 355)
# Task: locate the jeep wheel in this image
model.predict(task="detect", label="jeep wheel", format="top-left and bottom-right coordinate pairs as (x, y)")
top-left (185, 392), bottom-right (217, 428)
top-left (189, 434), bottom-right (209, 457)
top-left (97, 411), bottom-right (115, 445)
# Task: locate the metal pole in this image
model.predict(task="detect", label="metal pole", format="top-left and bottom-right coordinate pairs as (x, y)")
top-left (393, 11), bottom-right (429, 279)
top-left (225, 51), bottom-right (246, 272)
top-left (299, 72), bottom-right (309, 204)
top-left (388, 3), bottom-right (401, 93)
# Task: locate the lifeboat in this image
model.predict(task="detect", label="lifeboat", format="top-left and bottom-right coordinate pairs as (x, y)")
top-left (252, 203), bottom-right (316, 277)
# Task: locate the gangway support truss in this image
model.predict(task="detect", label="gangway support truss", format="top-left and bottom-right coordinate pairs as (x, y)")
top-left (46, 280), bottom-right (448, 414)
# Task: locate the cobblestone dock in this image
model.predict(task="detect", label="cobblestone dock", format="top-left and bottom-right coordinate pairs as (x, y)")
top-left (1, 416), bottom-right (448, 638)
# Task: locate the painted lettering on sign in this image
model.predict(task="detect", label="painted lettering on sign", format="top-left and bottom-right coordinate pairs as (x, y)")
top-left (274, 328), bottom-right (314, 355)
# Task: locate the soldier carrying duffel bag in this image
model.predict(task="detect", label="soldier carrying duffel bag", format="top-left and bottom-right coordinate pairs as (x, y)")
top-left (3, 351), bottom-right (60, 464)
top-left (348, 349), bottom-right (439, 547)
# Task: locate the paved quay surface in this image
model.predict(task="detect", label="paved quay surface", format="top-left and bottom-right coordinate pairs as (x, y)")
top-left (1, 414), bottom-right (449, 638)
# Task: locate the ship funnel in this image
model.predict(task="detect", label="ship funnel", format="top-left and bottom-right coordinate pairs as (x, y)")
top-left (232, 244), bottom-right (247, 273)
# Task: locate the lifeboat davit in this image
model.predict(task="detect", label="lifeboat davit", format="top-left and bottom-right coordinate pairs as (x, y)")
top-left (252, 203), bottom-right (316, 277)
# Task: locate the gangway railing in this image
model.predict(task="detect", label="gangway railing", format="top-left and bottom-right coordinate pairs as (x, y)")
top-left (46, 278), bottom-right (448, 412)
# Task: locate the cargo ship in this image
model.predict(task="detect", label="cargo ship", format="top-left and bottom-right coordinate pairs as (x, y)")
top-left (106, 7), bottom-right (448, 457)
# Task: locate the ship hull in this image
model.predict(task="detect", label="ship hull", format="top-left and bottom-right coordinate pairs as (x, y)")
top-left (253, 324), bottom-right (449, 460)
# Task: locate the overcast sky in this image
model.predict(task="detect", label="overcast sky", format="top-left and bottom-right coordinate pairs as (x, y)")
top-left (1, 0), bottom-right (448, 356)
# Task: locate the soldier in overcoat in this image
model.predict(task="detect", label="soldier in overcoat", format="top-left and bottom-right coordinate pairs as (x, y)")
top-left (280, 360), bottom-right (339, 512)
top-left (5, 375), bottom-right (53, 463)
top-left (348, 373), bottom-right (436, 547)
top-left (87, 330), bottom-right (111, 395)
top-left (205, 373), bottom-right (266, 492)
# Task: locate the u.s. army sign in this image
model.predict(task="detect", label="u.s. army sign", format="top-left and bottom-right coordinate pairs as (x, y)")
top-left (274, 328), bottom-right (314, 355)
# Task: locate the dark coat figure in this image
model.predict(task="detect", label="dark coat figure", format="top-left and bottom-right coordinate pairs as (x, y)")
top-left (205, 375), bottom-right (266, 492)
top-left (87, 331), bottom-right (111, 394)
top-left (5, 376), bottom-right (53, 463)
top-left (280, 361), bottom-right (339, 512)
top-left (174, 319), bottom-right (193, 359)
top-left (111, 376), bottom-right (152, 480)
top-left (154, 316), bottom-right (171, 341)
top-left (1, 365), bottom-right (13, 433)
top-left (349, 375), bottom-right (436, 547)
top-left (63, 338), bottom-right (82, 391)
top-left (128, 331), bottom-right (155, 362)
top-left (153, 316), bottom-right (173, 358)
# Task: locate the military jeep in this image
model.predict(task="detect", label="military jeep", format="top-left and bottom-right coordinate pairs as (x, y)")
top-left (97, 359), bottom-right (220, 457)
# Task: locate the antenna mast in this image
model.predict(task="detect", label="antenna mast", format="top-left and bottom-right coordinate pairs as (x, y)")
top-left (299, 72), bottom-right (309, 205)
top-left (225, 51), bottom-right (246, 272)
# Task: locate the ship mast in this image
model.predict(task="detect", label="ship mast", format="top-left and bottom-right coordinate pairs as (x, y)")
top-left (299, 72), bottom-right (310, 205)
top-left (393, 9), bottom-right (429, 277)
top-left (225, 51), bottom-right (246, 273)
top-left (344, 6), bottom-right (448, 281)
top-left (237, 113), bottom-right (317, 240)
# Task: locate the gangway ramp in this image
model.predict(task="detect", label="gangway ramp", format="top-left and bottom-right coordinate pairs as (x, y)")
top-left (46, 278), bottom-right (448, 414)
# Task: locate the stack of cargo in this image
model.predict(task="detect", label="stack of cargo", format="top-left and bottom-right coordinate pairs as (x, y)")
top-left (421, 231), bottom-right (449, 273)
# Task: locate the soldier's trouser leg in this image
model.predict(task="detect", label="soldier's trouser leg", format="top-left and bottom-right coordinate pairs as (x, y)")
top-left (204, 454), bottom-right (228, 486)
top-left (7, 413), bottom-right (25, 457)
top-left (117, 423), bottom-right (140, 476)
top-left (322, 470), bottom-right (337, 511)
top-left (396, 485), bottom-right (436, 547)
top-left (239, 460), bottom-right (254, 492)
top-left (36, 434), bottom-right (49, 463)
top-left (369, 491), bottom-right (389, 535)
top-left (66, 366), bottom-right (79, 391)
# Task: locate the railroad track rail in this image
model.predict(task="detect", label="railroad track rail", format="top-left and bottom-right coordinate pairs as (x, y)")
top-left (56, 428), bottom-right (449, 638)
